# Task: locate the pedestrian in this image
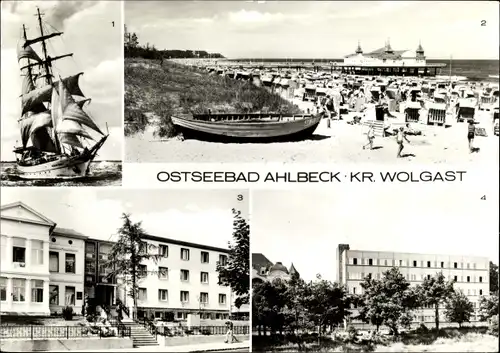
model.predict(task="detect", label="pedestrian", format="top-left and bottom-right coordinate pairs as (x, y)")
top-left (396, 126), bottom-right (410, 158)
top-left (467, 119), bottom-right (476, 153)
top-left (363, 124), bottom-right (375, 150)
top-left (224, 320), bottom-right (235, 344)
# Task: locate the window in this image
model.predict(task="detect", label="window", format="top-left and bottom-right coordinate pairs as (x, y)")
top-left (65, 254), bottom-right (76, 273)
top-left (138, 265), bottom-right (147, 277)
top-left (399, 260), bottom-right (403, 266)
top-left (454, 276), bottom-right (458, 282)
top-left (158, 289), bottom-right (168, 302)
top-left (12, 278), bottom-right (25, 302)
top-left (384, 259), bottom-right (388, 266)
top-left (180, 269), bottom-right (189, 281)
top-left (85, 260), bottom-right (95, 274)
top-left (472, 289), bottom-right (476, 296)
top-left (441, 262), bottom-right (444, 268)
top-left (413, 260), bottom-right (417, 267)
top-left (479, 276), bottom-right (483, 283)
top-left (427, 261), bottom-right (431, 268)
top-left (427, 275), bottom-right (431, 280)
top-left (353, 287), bottom-right (356, 294)
top-left (139, 241), bottom-right (148, 255)
top-left (49, 252), bottom-right (59, 272)
top-left (31, 280), bottom-right (43, 303)
top-left (467, 276), bottom-right (470, 283)
top-left (65, 286), bottom-right (75, 305)
top-left (31, 240), bottom-right (43, 265)
top-left (180, 291), bottom-right (189, 303)
top-left (181, 248), bottom-right (190, 261)
top-left (219, 254), bottom-right (227, 266)
top-left (12, 238), bottom-right (26, 263)
top-left (201, 251), bottom-right (209, 263)
top-left (454, 262), bottom-right (458, 269)
top-left (85, 243), bottom-right (95, 254)
top-left (219, 294), bottom-right (227, 304)
top-left (368, 259), bottom-right (373, 266)
top-left (158, 267), bottom-right (168, 279)
top-left (200, 272), bottom-right (209, 283)
top-left (480, 289), bottom-right (483, 295)
top-left (467, 263), bottom-right (470, 269)
top-left (473, 263), bottom-right (476, 269)
top-left (138, 288), bottom-right (147, 301)
top-left (200, 292), bottom-right (208, 304)
top-left (49, 285), bottom-right (59, 305)
top-left (159, 245), bottom-right (168, 257)
top-left (353, 258), bottom-right (358, 265)
top-left (0, 277), bottom-right (6, 301)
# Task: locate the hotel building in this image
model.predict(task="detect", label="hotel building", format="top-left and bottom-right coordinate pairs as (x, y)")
top-left (1, 202), bottom-right (86, 316)
top-left (337, 244), bottom-right (490, 328)
top-left (119, 234), bottom-right (249, 321)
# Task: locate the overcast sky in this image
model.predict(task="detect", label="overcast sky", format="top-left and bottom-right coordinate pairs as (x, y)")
top-left (1, 1), bottom-right (122, 161)
top-left (1, 188), bottom-right (249, 249)
top-left (125, 1), bottom-right (499, 60)
top-left (252, 185), bottom-right (499, 282)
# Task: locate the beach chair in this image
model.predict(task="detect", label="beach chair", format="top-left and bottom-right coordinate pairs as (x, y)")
top-left (404, 101), bottom-right (421, 123)
top-left (456, 100), bottom-right (475, 123)
top-left (427, 103), bottom-right (447, 126)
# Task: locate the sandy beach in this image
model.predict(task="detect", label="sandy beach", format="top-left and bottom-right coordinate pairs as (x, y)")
top-left (125, 113), bottom-right (498, 164)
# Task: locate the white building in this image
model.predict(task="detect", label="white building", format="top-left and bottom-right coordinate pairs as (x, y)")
top-left (337, 244), bottom-right (490, 328)
top-left (1, 202), bottom-right (87, 316)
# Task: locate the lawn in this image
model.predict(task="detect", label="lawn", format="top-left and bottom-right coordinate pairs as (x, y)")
top-left (124, 58), bottom-right (302, 137)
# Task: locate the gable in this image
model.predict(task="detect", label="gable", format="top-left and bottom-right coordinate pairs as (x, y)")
top-left (1, 202), bottom-right (55, 226)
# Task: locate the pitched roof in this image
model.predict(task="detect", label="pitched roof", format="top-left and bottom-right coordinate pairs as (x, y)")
top-left (1, 201), bottom-right (56, 229)
top-left (289, 263), bottom-right (300, 277)
top-left (53, 227), bottom-right (88, 240)
top-left (252, 253), bottom-right (274, 271)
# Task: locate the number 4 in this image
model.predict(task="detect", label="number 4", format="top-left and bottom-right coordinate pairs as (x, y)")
top-left (481, 195), bottom-right (486, 200)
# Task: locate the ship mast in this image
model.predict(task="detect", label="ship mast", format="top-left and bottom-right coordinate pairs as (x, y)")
top-left (36, 7), bottom-right (52, 85)
top-left (22, 24), bottom-right (35, 88)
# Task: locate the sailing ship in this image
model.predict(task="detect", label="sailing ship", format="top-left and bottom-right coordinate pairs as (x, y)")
top-left (14, 8), bottom-right (108, 179)
top-left (171, 113), bottom-right (322, 142)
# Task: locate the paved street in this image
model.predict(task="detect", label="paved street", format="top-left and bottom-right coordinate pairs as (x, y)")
top-left (45, 341), bottom-right (250, 352)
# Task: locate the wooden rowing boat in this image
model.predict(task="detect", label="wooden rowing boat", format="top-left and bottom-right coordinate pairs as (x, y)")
top-left (171, 113), bottom-right (322, 142)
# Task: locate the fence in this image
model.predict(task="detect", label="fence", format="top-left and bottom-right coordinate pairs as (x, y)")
top-left (157, 325), bottom-right (250, 337)
top-left (0, 324), bottom-right (131, 340)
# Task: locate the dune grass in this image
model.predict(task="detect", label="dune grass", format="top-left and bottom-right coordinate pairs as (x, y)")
top-left (124, 58), bottom-right (302, 137)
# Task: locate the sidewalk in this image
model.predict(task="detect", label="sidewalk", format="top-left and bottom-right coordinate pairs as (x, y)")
top-left (46, 341), bottom-right (250, 352)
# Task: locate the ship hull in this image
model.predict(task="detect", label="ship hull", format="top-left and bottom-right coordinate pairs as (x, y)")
top-left (16, 155), bottom-right (92, 180)
top-left (171, 114), bottom-right (322, 142)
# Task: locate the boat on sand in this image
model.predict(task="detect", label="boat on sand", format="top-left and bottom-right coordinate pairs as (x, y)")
top-left (171, 113), bottom-right (322, 142)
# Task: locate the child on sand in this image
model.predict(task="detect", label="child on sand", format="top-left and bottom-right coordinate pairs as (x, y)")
top-left (363, 124), bottom-right (375, 150)
top-left (467, 120), bottom-right (476, 153)
top-left (397, 126), bottom-right (410, 158)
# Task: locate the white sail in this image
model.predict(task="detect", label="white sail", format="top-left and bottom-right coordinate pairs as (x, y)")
top-left (21, 73), bottom-right (85, 115)
top-left (56, 119), bottom-right (95, 140)
top-left (58, 133), bottom-right (84, 148)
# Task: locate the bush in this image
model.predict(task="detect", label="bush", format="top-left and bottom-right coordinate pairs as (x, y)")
top-left (346, 325), bottom-right (359, 344)
top-left (62, 306), bottom-right (74, 320)
top-left (488, 315), bottom-right (499, 337)
top-left (415, 323), bottom-right (429, 334)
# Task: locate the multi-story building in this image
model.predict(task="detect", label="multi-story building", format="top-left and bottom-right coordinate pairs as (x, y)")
top-left (251, 253), bottom-right (299, 285)
top-left (119, 234), bottom-right (249, 321)
top-left (1, 202), bottom-right (87, 316)
top-left (84, 238), bottom-right (117, 308)
top-left (337, 244), bottom-right (490, 328)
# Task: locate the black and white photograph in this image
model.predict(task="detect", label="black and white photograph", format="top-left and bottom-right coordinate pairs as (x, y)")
top-left (0, 188), bottom-right (250, 352)
top-left (1, 1), bottom-right (123, 186)
top-left (124, 1), bottom-right (498, 164)
top-left (251, 187), bottom-right (499, 352)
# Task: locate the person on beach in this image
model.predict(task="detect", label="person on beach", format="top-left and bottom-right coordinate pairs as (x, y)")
top-left (325, 95), bottom-right (335, 120)
top-left (396, 126), bottom-right (410, 158)
top-left (467, 119), bottom-right (476, 153)
top-left (363, 124), bottom-right (375, 150)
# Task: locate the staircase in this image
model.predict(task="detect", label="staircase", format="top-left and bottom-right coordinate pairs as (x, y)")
top-left (121, 321), bottom-right (159, 347)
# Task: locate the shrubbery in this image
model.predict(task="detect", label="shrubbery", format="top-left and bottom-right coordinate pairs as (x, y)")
top-left (62, 306), bottom-right (73, 320)
top-left (487, 315), bottom-right (498, 337)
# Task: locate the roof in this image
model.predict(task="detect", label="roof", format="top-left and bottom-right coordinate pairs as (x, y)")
top-left (1, 202), bottom-right (56, 231)
top-left (252, 253), bottom-right (274, 271)
top-left (52, 227), bottom-right (88, 240)
top-left (269, 262), bottom-right (289, 274)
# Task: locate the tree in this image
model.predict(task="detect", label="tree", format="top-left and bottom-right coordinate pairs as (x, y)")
top-left (107, 213), bottom-right (161, 320)
top-left (217, 209), bottom-right (250, 308)
top-left (478, 293), bottom-right (499, 321)
top-left (301, 278), bottom-right (351, 342)
top-left (358, 268), bottom-right (419, 335)
top-left (252, 279), bottom-right (289, 336)
top-left (417, 272), bottom-right (455, 332)
top-left (490, 262), bottom-right (499, 294)
top-left (444, 290), bottom-right (474, 328)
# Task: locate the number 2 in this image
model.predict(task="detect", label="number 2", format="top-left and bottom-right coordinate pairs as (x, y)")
top-left (481, 20), bottom-right (486, 26)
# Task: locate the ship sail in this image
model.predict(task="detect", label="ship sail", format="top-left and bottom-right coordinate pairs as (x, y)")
top-left (21, 73), bottom-right (85, 115)
top-left (17, 41), bottom-right (42, 62)
top-left (56, 119), bottom-right (95, 141)
top-left (19, 112), bottom-right (57, 152)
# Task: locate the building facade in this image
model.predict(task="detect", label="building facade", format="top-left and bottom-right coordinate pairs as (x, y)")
top-left (337, 244), bottom-right (490, 328)
top-left (119, 234), bottom-right (249, 321)
top-left (251, 253), bottom-right (300, 285)
top-left (344, 40), bottom-right (426, 67)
